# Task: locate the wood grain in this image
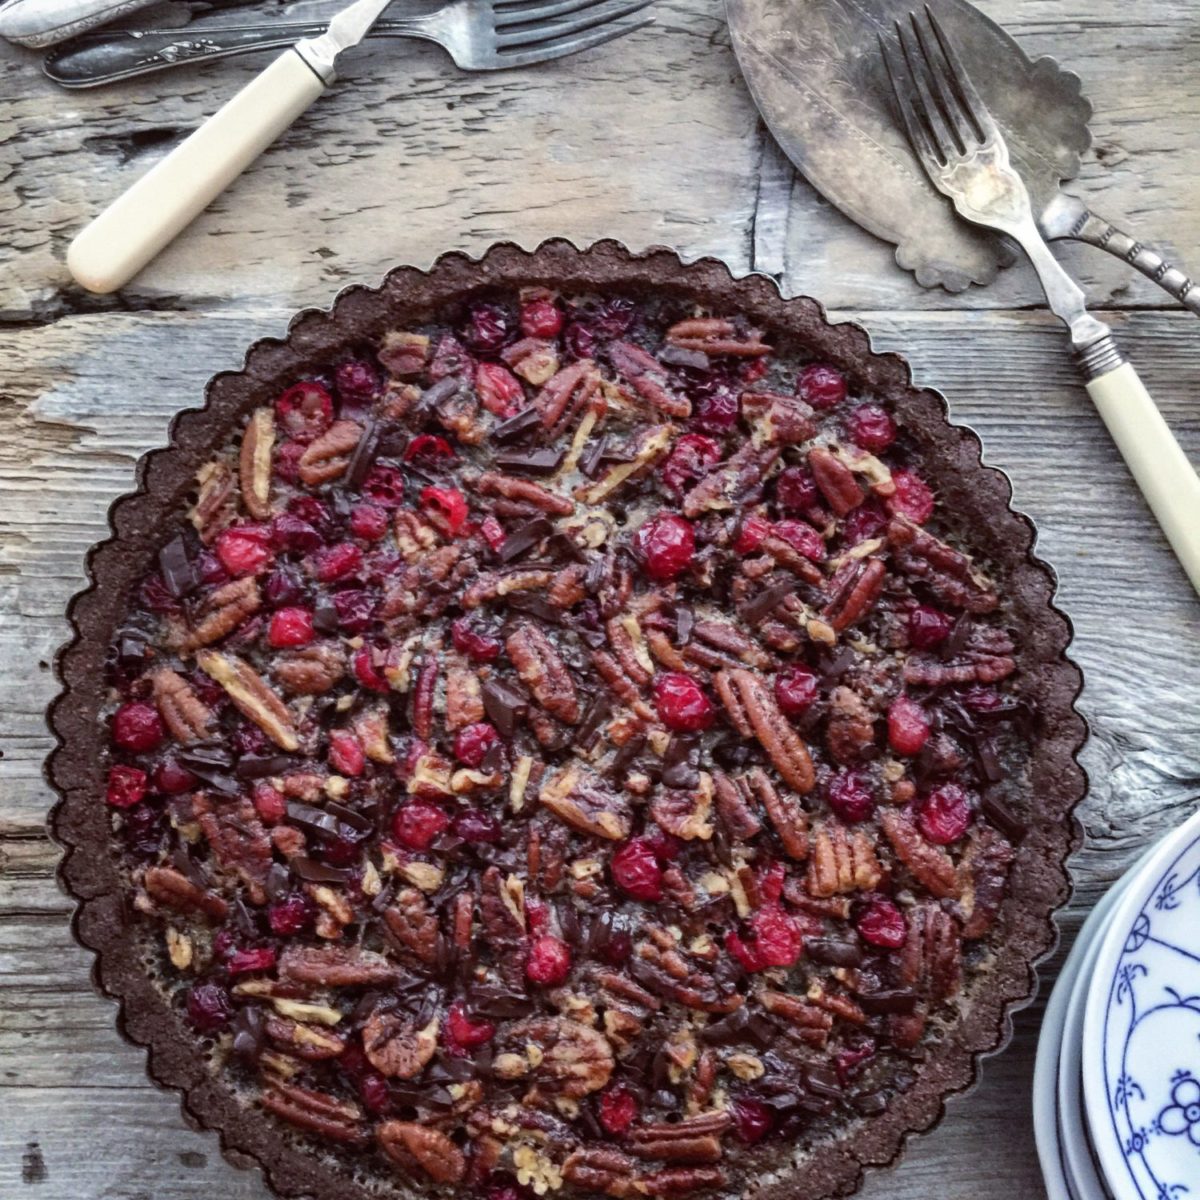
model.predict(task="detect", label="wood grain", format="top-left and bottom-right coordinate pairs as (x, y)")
top-left (2, 0), bottom-right (1199, 1195)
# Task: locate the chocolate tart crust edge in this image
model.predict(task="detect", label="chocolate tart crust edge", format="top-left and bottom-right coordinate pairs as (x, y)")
top-left (45, 237), bottom-right (1088, 1200)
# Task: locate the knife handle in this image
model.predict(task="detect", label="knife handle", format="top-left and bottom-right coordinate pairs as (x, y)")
top-left (1083, 355), bottom-right (1200, 595)
top-left (1072, 208), bottom-right (1200, 318)
top-left (67, 48), bottom-right (326, 294)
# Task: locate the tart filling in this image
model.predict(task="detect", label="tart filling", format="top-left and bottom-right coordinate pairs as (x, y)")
top-left (102, 285), bottom-right (1033, 1197)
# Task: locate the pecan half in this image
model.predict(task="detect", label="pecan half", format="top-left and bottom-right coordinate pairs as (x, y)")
top-left (379, 331), bottom-right (431, 377)
top-left (650, 778), bottom-right (714, 842)
top-left (758, 989), bottom-right (834, 1046)
top-left (362, 1010), bottom-right (438, 1079)
top-left (563, 1148), bottom-right (641, 1199)
top-left (193, 794), bottom-right (271, 897)
top-left (746, 767), bottom-right (808, 858)
top-left (477, 471), bottom-right (574, 516)
top-left (383, 887), bottom-right (439, 964)
top-left (806, 824), bottom-right (882, 896)
top-left (197, 649), bottom-right (298, 750)
top-left (260, 1081), bottom-right (367, 1146)
top-left (151, 668), bottom-right (213, 743)
top-left (445, 666), bottom-right (485, 732)
top-left (298, 419), bottom-right (364, 486)
top-left (540, 763), bottom-right (632, 841)
top-left (143, 865), bottom-right (228, 920)
top-left (632, 935), bottom-right (742, 1014)
top-left (609, 340), bottom-right (691, 418)
top-left (180, 576), bottom-right (262, 652)
top-left (502, 336), bottom-right (560, 385)
top-left (898, 903), bottom-right (961, 1001)
top-left (718, 669), bottom-right (815, 793)
top-left (265, 1016), bottom-right (347, 1061)
top-left (279, 945), bottom-right (401, 987)
top-left (628, 1113), bottom-right (730, 1164)
top-left (879, 809), bottom-right (961, 899)
top-left (823, 557), bottom-right (886, 632)
top-left (666, 317), bottom-right (769, 358)
top-left (504, 1016), bottom-right (614, 1099)
top-left (955, 825), bottom-right (1015, 938)
top-left (809, 446), bottom-right (864, 516)
top-left (273, 641), bottom-right (346, 695)
top-left (741, 389), bottom-right (817, 445)
top-left (190, 460), bottom-right (237, 543)
top-left (461, 567), bottom-right (554, 611)
top-left (825, 685), bottom-right (877, 765)
top-left (640, 1168), bottom-right (727, 1196)
top-left (378, 1121), bottom-right (465, 1184)
top-left (712, 771), bottom-right (763, 841)
top-left (239, 407), bottom-right (275, 520)
top-left (535, 359), bottom-right (601, 434)
top-left (682, 443), bottom-right (779, 519)
top-left (889, 516), bottom-right (998, 613)
top-left (507, 622), bottom-right (581, 724)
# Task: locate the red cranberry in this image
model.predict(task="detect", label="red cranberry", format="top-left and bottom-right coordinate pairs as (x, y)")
top-left (334, 359), bottom-right (380, 406)
top-left (112, 702), bottom-right (164, 753)
top-left (444, 1001), bottom-right (496, 1052)
top-left (264, 564), bottom-right (307, 607)
top-left (774, 666), bottom-right (818, 717)
top-left (857, 897), bottom-right (907, 949)
top-left (726, 904), bottom-right (803, 971)
top-left (834, 1036), bottom-right (877, 1082)
top-left (600, 928), bottom-right (634, 966)
top-left (452, 810), bottom-right (502, 843)
top-left (268, 607), bottom-right (314, 648)
top-left (826, 769), bottom-right (876, 823)
top-left (479, 515), bottom-right (507, 553)
top-left (216, 524), bottom-right (273, 576)
top-left (328, 730), bottom-right (365, 777)
top-left (429, 334), bottom-right (472, 381)
top-left (741, 357), bottom-right (769, 384)
top-left (122, 803), bottom-right (165, 859)
top-left (106, 765), bottom-right (147, 808)
top-left (313, 542), bottom-right (362, 583)
top-left (404, 434), bottom-right (456, 465)
top-left (252, 782), bottom-right (286, 824)
top-left (526, 898), bottom-right (550, 937)
top-left (274, 440), bottom-right (307, 484)
top-left (362, 465), bottom-right (405, 508)
top-left (564, 321), bottom-right (596, 360)
top-left (887, 469), bottom-right (934, 524)
top-left (652, 672), bottom-right (714, 732)
top-left (137, 573), bottom-right (180, 614)
top-left (226, 947), bottom-right (277, 976)
top-left (270, 512), bottom-right (321, 554)
top-left (918, 783), bottom-right (973, 845)
top-left (847, 403), bottom-right (897, 451)
top-left (420, 486), bottom-right (469, 537)
top-left (632, 514), bottom-right (695, 581)
top-left (212, 929), bottom-right (237, 962)
top-left (908, 605), bottom-right (954, 649)
top-left (352, 647), bottom-right (389, 693)
top-left (358, 1073), bottom-right (392, 1114)
top-left (476, 361), bottom-right (525, 418)
top-left (454, 722), bottom-right (500, 767)
top-left (598, 1087), bottom-right (639, 1135)
top-left (288, 494), bottom-right (332, 529)
top-left (592, 298), bottom-right (635, 338)
top-left (451, 617), bottom-right (501, 662)
top-left (796, 363), bottom-right (847, 410)
top-left (730, 1098), bottom-right (775, 1144)
top-left (332, 588), bottom-right (376, 634)
top-left (691, 385), bottom-right (740, 434)
top-left (392, 802), bottom-right (449, 850)
top-left (232, 722), bottom-right (268, 757)
top-left (275, 380), bottom-right (334, 440)
top-left (350, 504), bottom-right (389, 541)
top-left (466, 304), bottom-right (510, 354)
top-left (734, 513), bottom-right (771, 555)
top-left (775, 465), bottom-right (821, 512)
top-left (186, 982), bottom-right (233, 1032)
top-left (268, 895), bottom-right (313, 935)
top-left (520, 297), bottom-right (564, 338)
top-left (153, 757), bottom-right (197, 794)
top-left (610, 838), bottom-right (664, 902)
top-left (841, 500), bottom-right (888, 545)
top-left (662, 434), bottom-right (722, 496)
top-left (773, 519), bottom-right (825, 561)
top-left (962, 685), bottom-right (1003, 712)
top-left (526, 935), bottom-right (571, 986)
top-left (887, 695), bottom-right (931, 756)
top-left (758, 860), bottom-right (786, 903)
top-left (194, 551), bottom-right (229, 588)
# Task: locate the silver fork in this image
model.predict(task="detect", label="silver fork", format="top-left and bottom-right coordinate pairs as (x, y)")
top-left (46, 0), bottom-right (654, 87)
top-left (66, 0), bottom-right (654, 294)
top-left (881, 6), bottom-right (1200, 595)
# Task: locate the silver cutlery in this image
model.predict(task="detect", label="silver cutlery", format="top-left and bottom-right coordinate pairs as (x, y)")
top-left (0, 0), bottom-right (159, 47)
top-left (881, 6), bottom-right (1200, 594)
top-left (66, 0), bottom-right (654, 294)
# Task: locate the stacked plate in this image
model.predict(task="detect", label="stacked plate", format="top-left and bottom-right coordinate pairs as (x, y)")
top-left (1035, 809), bottom-right (1200, 1200)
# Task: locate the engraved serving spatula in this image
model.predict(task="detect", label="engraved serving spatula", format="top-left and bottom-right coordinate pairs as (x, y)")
top-left (882, 7), bottom-right (1200, 595)
top-left (65, 0), bottom-right (654, 294)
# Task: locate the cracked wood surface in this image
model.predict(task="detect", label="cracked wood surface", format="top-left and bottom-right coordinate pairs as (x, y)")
top-left (2, 0), bottom-right (1199, 1197)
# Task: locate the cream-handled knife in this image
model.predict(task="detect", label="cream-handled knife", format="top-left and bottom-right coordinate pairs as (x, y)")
top-left (66, 0), bottom-right (395, 295)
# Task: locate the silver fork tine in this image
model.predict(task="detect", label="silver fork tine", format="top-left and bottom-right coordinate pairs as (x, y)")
top-left (908, 11), bottom-right (972, 153)
top-left (879, 34), bottom-right (941, 169)
top-left (493, 0), bottom-right (615, 30)
top-left (922, 5), bottom-right (996, 142)
top-left (894, 19), bottom-right (956, 164)
top-left (494, 12), bottom-right (651, 64)
top-left (496, 0), bottom-right (652, 49)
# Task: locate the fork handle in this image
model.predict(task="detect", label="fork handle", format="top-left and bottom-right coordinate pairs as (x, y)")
top-left (1071, 209), bottom-right (1200, 318)
top-left (1083, 356), bottom-right (1200, 594)
top-left (66, 47), bottom-right (327, 294)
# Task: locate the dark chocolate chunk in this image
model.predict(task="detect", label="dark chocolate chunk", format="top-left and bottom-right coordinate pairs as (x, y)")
top-left (313, 595), bottom-right (339, 634)
top-left (231, 1005), bottom-right (266, 1060)
top-left (575, 693), bottom-right (611, 752)
top-left (291, 856), bottom-right (353, 884)
top-left (490, 407), bottom-right (541, 444)
top-left (506, 593), bottom-right (563, 623)
top-left (980, 793), bottom-right (1027, 842)
top-left (494, 447), bottom-right (564, 475)
top-left (806, 938), bottom-right (864, 968)
top-left (675, 604), bottom-right (695, 646)
top-left (500, 518), bottom-right (553, 564)
top-left (579, 434), bottom-right (609, 479)
top-left (264, 862), bottom-right (291, 902)
top-left (346, 419), bottom-right (380, 489)
top-left (659, 344), bottom-right (711, 369)
top-left (234, 753), bottom-right (296, 780)
top-left (481, 678), bottom-right (528, 739)
top-left (158, 535), bottom-right (197, 598)
top-left (419, 377), bottom-right (462, 412)
top-left (857, 989), bottom-right (918, 1015)
top-left (742, 579), bottom-right (795, 626)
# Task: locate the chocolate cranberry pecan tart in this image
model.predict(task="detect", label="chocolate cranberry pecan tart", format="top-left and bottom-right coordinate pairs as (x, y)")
top-left (49, 241), bottom-right (1085, 1200)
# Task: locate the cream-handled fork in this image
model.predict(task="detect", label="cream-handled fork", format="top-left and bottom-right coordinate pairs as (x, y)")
top-left (66, 0), bottom-right (653, 295)
top-left (881, 6), bottom-right (1200, 596)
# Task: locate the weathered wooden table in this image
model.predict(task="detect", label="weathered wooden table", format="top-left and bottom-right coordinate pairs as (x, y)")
top-left (2, 0), bottom-right (1198, 1194)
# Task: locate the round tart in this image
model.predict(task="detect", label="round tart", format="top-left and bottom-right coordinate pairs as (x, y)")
top-left (48, 241), bottom-right (1086, 1200)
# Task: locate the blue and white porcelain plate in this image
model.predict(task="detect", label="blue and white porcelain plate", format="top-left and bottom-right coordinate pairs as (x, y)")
top-left (1084, 809), bottom-right (1200, 1200)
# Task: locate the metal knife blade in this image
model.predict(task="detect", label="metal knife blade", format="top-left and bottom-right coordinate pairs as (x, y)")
top-left (293, 0), bottom-right (397, 81)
